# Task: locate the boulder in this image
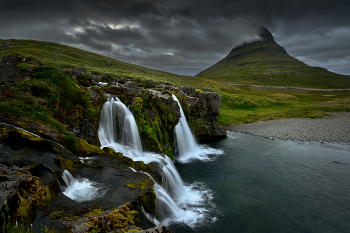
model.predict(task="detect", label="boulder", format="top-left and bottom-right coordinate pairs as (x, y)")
top-left (72, 67), bottom-right (90, 87)
top-left (180, 86), bottom-right (196, 96)
top-left (0, 54), bottom-right (31, 87)
top-left (103, 80), bottom-right (141, 96)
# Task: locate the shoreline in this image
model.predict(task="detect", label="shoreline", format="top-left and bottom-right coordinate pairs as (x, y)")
top-left (226, 112), bottom-right (350, 144)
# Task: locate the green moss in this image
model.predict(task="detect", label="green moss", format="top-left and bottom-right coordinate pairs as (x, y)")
top-left (57, 155), bottom-right (78, 174)
top-left (76, 138), bottom-right (104, 155)
top-left (131, 90), bottom-right (179, 160)
top-left (98, 203), bottom-right (141, 231)
top-left (126, 176), bottom-right (154, 190)
top-left (138, 192), bottom-right (157, 215)
top-left (50, 210), bottom-right (65, 221)
top-left (14, 176), bottom-right (56, 223)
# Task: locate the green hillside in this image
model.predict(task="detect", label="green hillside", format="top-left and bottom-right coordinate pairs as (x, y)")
top-left (1, 38), bottom-right (349, 128)
top-left (197, 27), bottom-right (350, 88)
top-left (0, 39), bottom-right (221, 88)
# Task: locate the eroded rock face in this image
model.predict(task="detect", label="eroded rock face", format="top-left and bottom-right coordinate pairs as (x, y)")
top-left (179, 86), bottom-right (227, 141)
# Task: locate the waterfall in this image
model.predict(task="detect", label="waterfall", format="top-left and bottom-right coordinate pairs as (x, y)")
top-left (98, 94), bottom-right (216, 227)
top-left (62, 170), bottom-right (109, 203)
top-left (98, 95), bottom-right (143, 158)
top-left (172, 94), bottom-right (224, 163)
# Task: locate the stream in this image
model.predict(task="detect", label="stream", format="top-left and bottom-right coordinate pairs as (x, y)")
top-left (173, 131), bottom-right (350, 233)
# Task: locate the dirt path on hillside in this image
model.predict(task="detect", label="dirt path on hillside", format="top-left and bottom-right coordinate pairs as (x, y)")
top-left (221, 82), bottom-right (350, 93)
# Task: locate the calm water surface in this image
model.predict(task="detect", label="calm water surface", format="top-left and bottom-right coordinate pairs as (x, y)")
top-left (173, 132), bottom-right (350, 233)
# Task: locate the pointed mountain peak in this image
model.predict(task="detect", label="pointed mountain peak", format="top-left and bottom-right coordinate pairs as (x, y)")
top-left (256, 25), bottom-right (275, 42)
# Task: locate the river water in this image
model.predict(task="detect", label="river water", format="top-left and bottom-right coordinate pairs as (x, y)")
top-left (172, 131), bottom-right (350, 233)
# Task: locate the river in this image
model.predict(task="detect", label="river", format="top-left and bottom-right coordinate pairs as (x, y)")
top-left (172, 131), bottom-right (350, 233)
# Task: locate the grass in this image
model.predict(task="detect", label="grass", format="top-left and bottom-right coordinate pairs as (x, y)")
top-left (197, 38), bottom-right (350, 88)
top-left (1, 203), bottom-right (56, 233)
top-left (1, 39), bottom-right (349, 128)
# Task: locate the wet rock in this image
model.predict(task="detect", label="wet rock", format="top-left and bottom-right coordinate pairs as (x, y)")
top-left (135, 224), bottom-right (171, 233)
top-left (179, 89), bottom-right (226, 141)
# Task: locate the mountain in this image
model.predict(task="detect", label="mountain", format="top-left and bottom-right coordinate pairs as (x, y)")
top-left (196, 26), bottom-right (350, 88)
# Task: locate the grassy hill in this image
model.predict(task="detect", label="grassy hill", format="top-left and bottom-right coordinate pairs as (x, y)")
top-left (197, 27), bottom-right (350, 88)
top-left (0, 39), bottom-right (221, 88)
top-left (1, 38), bottom-right (349, 128)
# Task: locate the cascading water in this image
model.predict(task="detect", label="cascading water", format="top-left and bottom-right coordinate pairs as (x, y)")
top-left (62, 170), bottom-right (109, 203)
top-left (98, 94), bottom-right (216, 227)
top-left (98, 95), bottom-right (143, 157)
top-left (172, 94), bottom-right (224, 163)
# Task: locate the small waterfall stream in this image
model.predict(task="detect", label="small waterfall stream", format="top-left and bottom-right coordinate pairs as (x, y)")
top-left (98, 94), bottom-right (216, 227)
top-left (62, 170), bottom-right (109, 203)
top-left (172, 94), bottom-right (224, 163)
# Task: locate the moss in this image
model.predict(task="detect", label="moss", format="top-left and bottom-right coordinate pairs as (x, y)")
top-left (76, 138), bottom-right (104, 155)
top-left (14, 176), bottom-right (57, 223)
top-left (131, 90), bottom-right (179, 160)
top-left (126, 176), bottom-right (154, 190)
top-left (102, 203), bottom-right (141, 231)
top-left (102, 147), bottom-right (155, 174)
top-left (57, 155), bottom-right (78, 174)
top-left (50, 210), bottom-right (65, 221)
top-left (87, 208), bottom-right (105, 216)
top-left (138, 191), bottom-right (157, 215)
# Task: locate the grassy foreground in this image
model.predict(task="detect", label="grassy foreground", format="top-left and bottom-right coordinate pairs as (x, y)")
top-left (1, 39), bottom-right (349, 127)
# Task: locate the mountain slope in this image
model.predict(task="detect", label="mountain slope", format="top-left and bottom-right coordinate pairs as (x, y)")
top-left (0, 39), bottom-right (220, 88)
top-left (196, 27), bottom-right (350, 88)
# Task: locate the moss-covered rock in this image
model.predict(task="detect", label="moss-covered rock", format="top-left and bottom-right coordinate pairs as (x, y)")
top-left (129, 90), bottom-right (180, 160)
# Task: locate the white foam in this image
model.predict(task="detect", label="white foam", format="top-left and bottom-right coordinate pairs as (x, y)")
top-left (62, 170), bottom-right (108, 203)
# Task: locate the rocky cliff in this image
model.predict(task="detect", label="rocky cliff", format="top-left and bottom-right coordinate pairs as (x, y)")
top-left (102, 80), bottom-right (227, 159)
top-left (0, 51), bottom-right (225, 232)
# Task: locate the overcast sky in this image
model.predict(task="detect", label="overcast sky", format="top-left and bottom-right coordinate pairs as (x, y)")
top-left (1, 0), bottom-right (349, 76)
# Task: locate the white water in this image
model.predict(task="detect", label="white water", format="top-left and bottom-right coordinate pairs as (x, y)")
top-left (98, 94), bottom-right (216, 227)
top-left (172, 94), bottom-right (224, 163)
top-left (62, 170), bottom-right (109, 203)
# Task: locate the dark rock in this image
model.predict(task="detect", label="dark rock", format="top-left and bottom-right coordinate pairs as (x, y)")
top-left (143, 108), bottom-right (156, 120)
top-left (73, 67), bottom-right (87, 72)
top-left (147, 81), bottom-right (157, 88)
top-left (93, 73), bottom-right (110, 82)
top-left (72, 67), bottom-right (90, 87)
top-left (180, 86), bottom-right (196, 96)
top-left (206, 92), bottom-right (221, 115)
top-left (103, 79), bottom-right (141, 96)
top-left (180, 90), bottom-right (227, 141)
top-left (126, 81), bottom-right (133, 88)
top-left (118, 78), bottom-right (127, 84)
top-left (160, 84), bottom-right (173, 90)
top-left (0, 54), bottom-right (31, 88)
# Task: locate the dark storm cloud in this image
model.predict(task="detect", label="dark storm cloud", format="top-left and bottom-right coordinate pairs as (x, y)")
top-left (1, 0), bottom-right (349, 75)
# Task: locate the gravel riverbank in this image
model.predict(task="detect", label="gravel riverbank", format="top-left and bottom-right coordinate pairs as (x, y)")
top-left (226, 112), bottom-right (350, 144)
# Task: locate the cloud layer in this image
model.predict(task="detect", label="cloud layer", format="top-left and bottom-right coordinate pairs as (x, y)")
top-left (1, 0), bottom-right (349, 75)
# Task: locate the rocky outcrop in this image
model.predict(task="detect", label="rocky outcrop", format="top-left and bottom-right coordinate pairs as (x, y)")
top-left (179, 86), bottom-right (227, 141)
top-left (130, 89), bottom-right (181, 159)
top-left (103, 79), bottom-right (142, 96)
top-left (0, 54), bottom-right (31, 88)
top-left (0, 124), bottom-right (159, 232)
